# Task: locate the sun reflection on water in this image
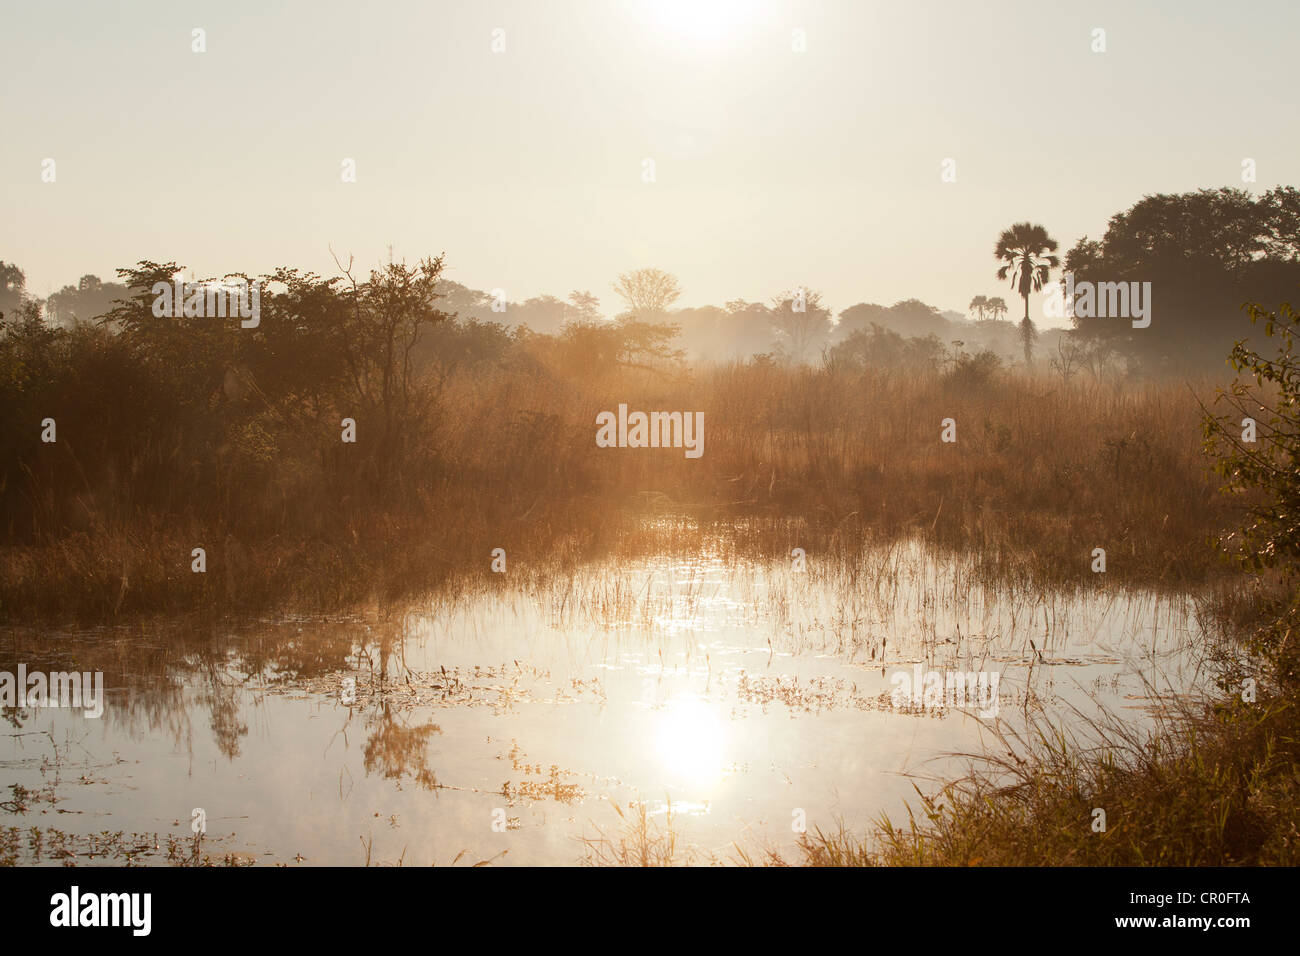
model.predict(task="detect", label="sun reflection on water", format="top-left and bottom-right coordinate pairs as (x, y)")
top-left (654, 697), bottom-right (728, 790)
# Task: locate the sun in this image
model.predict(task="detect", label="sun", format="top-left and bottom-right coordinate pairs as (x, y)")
top-left (647, 0), bottom-right (749, 49)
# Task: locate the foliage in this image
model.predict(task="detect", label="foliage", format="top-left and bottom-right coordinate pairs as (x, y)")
top-left (1205, 296), bottom-right (1300, 576)
top-left (1065, 188), bottom-right (1300, 370)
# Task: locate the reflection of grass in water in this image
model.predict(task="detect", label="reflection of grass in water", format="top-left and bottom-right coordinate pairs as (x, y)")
top-left (434, 536), bottom-right (1207, 682)
top-left (0, 826), bottom-right (256, 867)
top-left (501, 771), bottom-right (585, 805)
top-left (0, 825), bottom-right (510, 868)
top-left (0, 782), bottom-right (56, 813)
top-left (502, 740), bottom-right (586, 804)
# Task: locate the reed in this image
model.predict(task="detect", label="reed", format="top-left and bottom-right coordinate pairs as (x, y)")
top-left (0, 349), bottom-right (1240, 622)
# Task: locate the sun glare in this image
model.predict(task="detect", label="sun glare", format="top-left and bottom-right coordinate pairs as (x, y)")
top-left (647, 0), bottom-right (750, 49)
top-left (654, 697), bottom-right (728, 788)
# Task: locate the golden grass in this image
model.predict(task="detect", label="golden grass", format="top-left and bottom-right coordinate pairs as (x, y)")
top-left (0, 360), bottom-right (1241, 622)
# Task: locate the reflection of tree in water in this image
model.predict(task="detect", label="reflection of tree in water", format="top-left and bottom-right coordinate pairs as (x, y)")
top-left (198, 661), bottom-right (248, 760)
top-left (194, 618), bottom-right (369, 760)
top-left (0, 632), bottom-right (192, 737)
top-left (239, 620), bottom-right (361, 684)
top-left (3, 617), bottom-right (407, 763)
top-left (362, 703), bottom-right (441, 790)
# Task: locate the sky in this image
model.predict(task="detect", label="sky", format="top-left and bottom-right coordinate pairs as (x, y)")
top-left (2, 0), bottom-right (1298, 327)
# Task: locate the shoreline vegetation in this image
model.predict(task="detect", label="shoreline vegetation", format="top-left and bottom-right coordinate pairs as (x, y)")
top-left (0, 345), bottom-right (1248, 622)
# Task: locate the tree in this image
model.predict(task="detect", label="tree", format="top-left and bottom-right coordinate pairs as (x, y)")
top-left (1049, 336), bottom-right (1086, 384)
top-left (1205, 296), bottom-right (1300, 574)
top-left (1204, 293), bottom-right (1300, 685)
top-left (825, 323), bottom-right (943, 373)
top-left (611, 268), bottom-right (681, 318)
top-left (46, 274), bottom-right (128, 326)
top-left (513, 295), bottom-right (568, 334)
top-left (836, 302), bottom-right (890, 338)
top-left (103, 260), bottom-right (239, 412)
top-left (714, 299), bottom-right (778, 358)
top-left (968, 295), bottom-right (989, 322)
top-left (986, 297), bottom-right (1009, 322)
top-left (769, 288), bottom-right (832, 364)
top-left (1064, 188), bottom-right (1300, 371)
top-left (0, 261), bottom-right (26, 320)
top-left (540, 315), bottom-right (683, 375)
top-left (567, 290), bottom-right (601, 322)
top-left (333, 254), bottom-right (454, 485)
top-left (837, 299), bottom-right (950, 340)
top-left (433, 280), bottom-right (495, 324)
top-left (995, 222), bottom-right (1059, 365)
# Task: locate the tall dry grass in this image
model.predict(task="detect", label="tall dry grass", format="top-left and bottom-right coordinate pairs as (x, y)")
top-left (0, 357), bottom-right (1240, 622)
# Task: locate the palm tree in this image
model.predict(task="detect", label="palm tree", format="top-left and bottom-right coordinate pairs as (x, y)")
top-left (968, 295), bottom-right (989, 322)
top-left (986, 296), bottom-right (1008, 322)
top-left (994, 222), bottom-right (1059, 365)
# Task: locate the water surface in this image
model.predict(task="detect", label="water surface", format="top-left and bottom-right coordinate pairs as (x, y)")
top-left (0, 538), bottom-right (1208, 865)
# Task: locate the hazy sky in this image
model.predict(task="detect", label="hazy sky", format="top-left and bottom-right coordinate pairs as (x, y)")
top-left (3, 0), bottom-right (1297, 326)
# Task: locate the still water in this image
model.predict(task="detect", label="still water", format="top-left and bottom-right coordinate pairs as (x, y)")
top-left (1, 538), bottom-right (1207, 865)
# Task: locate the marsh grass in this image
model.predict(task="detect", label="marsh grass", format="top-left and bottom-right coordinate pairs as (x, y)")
top-left (790, 565), bottom-right (1300, 868)
top-left (791, 660), bottom-right (1300, 866)
top-left (580, 799), bottom-right (705, 866)
top-left (0, 362), bottom-right (1243, 623)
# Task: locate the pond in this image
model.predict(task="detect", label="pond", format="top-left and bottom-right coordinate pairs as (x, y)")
top-left (0, 536), bottom-right (1209, 865)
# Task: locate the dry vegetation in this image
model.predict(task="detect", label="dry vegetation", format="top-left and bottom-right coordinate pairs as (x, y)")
top-left (0, 346), bottom-right (1241, 622)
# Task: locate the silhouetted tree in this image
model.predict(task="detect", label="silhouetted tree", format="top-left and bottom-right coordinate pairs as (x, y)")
top-left (46, 274), bottom-right (129, 327)
top-left (770, 289), bottom-right (832, 364)
top-left (611, 268), bottom-right (681, 319)
top-left (0, 261), bottom-right (26, 320)
top-left (837, 299), bottom-right (950, 340)
top-left (825, 323), bottom-right (943, 373)
top-left (1064, 188), bottom-right (1300, 371)
top-left (333, 254), bottom-right (453, 486)
top-left (995, 222), bottom-right (1059, 365)
top-left (567, 290), bottom-right (601, 322)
